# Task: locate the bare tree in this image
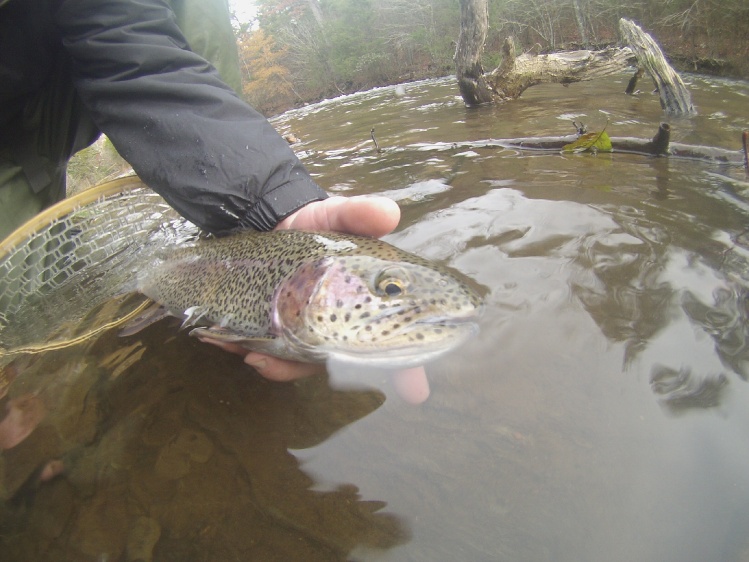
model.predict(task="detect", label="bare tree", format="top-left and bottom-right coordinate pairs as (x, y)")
top-left (571, 0), bottom-right (589, 45)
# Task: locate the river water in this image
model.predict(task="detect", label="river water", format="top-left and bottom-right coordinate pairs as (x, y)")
top-left (2, 73), bottom-right (749, 561)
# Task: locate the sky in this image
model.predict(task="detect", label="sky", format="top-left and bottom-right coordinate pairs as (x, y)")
top-left (229, 0), bottom-right (257, 24)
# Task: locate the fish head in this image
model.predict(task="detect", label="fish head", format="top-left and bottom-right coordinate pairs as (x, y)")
top-left (273, 254), bottom-right (484, 367)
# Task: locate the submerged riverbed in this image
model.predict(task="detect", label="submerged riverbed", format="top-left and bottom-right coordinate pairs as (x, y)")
top-left (2, 73), bottom-right (749, 561)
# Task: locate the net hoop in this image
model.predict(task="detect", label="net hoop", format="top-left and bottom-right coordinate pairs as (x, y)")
top-left (0, 175), bottom-right (148, 258)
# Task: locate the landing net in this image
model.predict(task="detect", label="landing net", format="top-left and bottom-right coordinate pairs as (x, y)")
top-left (0, 176), bottom-right (199, 361)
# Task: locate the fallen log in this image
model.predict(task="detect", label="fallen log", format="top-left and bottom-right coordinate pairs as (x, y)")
top-left (487, 38), bottom-right (635, 100)
top-left (499, 124), bottom-right (739, 162)
top-left (404, 124), bottom-right (744, 164)
top-left (610, 122), bottom-right (671, 155)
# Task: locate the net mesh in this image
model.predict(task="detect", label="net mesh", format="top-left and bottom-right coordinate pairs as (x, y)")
top-left (0, 176), bottom-right (199, 360)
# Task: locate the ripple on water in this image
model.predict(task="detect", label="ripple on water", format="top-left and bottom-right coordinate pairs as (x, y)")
top-left (4, 74), bottom-right (749, 562)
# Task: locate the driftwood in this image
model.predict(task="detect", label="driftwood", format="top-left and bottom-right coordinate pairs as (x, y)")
top-left (455, 0), bottom-right (693, 115)
top-left (487, 38), bottom-right (635, 101)
top-left (490, 123), bottom-right (742, 163)
top-left (412, 124), bottom-right (743, 163)
top-left (619, 19), bottom-right (694, 115)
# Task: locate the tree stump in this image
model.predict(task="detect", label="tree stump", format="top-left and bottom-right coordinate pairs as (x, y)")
top-left (454, 0), bottom-right (495, 105)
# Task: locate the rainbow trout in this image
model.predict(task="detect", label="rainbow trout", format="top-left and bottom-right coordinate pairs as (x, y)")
top-left (136, 230), bottom-right (483, 367)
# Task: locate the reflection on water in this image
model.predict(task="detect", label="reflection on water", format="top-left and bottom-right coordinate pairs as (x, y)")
top-left (1, 320), bottom-right (406, 560)
top-left (3, 73), bottom-right (749, 561)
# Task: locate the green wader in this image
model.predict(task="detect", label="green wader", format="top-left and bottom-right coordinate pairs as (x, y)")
top-left (0, 0), bottom-right (242, 242)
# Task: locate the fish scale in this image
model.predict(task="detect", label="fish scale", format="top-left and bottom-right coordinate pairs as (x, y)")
top-left (137, 230), bottom-right (483, 367)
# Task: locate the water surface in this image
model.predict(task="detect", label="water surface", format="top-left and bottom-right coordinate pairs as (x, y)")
top-left (2, 73), bottom-right (749, 561)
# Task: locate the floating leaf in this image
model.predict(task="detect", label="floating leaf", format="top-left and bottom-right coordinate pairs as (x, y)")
top-left (562, 131), bottom-right (613, 154)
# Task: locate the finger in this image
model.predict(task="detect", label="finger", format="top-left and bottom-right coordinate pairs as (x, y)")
top-left (328, 196), bottom-right (401, 237)
top-left (199, 337), bottom-right (324, 381)
top-left (391, 367), bottom-right (430, 404)
top-left (243, 352), bottom-right (326, 382)
top-left (277, 196), bottom-right (401, 238)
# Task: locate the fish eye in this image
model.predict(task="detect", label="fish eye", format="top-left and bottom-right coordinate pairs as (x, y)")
top-left (383, 281), bottom-right (404, 296)
top-left (375, 267), bottom-right (409, 297)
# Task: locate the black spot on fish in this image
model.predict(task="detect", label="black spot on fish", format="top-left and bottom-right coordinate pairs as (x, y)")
top-left (330, 314), bottom-right (337, 322)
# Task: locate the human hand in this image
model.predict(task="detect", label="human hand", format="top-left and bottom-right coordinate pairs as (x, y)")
top-left (199, 195), bottom-right (430, 403)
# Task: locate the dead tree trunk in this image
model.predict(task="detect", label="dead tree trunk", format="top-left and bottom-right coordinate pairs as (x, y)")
top-left (619, 19), bottom-right (694, 115)
top-left (454, 0), bottom-right (495, 105)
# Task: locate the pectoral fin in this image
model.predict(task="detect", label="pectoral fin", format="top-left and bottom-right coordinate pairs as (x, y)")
top-left (189, 327), bottom-right (284, 355)
top-left (118, 302), bottom-right (171, 337)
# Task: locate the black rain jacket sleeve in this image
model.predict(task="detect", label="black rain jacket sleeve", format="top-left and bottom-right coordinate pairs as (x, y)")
top-left (54, 0), bottom-right (328, 234)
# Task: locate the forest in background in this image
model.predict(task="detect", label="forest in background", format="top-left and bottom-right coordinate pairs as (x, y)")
top-left (66, 0), bottom-right (748, 190)
top-left (236, 0), bottom-right (749, 115)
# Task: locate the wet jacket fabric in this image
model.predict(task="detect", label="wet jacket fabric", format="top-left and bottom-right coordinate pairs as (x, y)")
top-left (0, 0), bottom-right (327, 235)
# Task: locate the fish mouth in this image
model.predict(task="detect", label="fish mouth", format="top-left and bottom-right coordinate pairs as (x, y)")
top-left (412, 309), bottom-right (482, 327)
top-left (403, 301), bottom-right (484, 333)
top-left (336, 317), bottom-right (480, 368)
top-left (371, 301), bottom-right (483, 325)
